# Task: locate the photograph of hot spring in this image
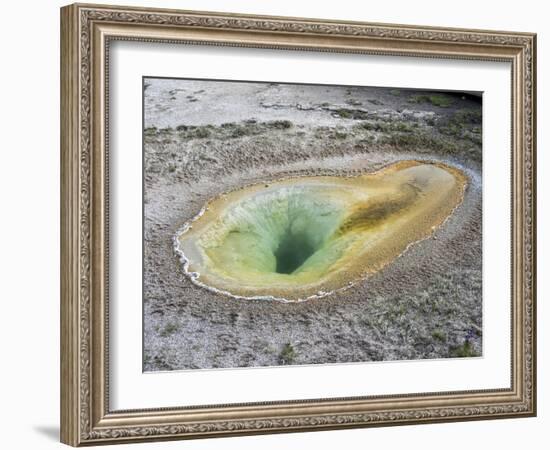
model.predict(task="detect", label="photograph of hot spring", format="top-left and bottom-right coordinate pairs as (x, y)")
top-left (143, 77), bottom-right (482, 371)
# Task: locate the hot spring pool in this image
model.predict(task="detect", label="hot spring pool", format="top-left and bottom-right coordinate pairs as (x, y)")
top-left (174, 160), bottom-right (467, 302)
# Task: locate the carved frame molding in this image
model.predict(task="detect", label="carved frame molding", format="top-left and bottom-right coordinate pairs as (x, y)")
top-left (60, 3), bottom-right (536, 446)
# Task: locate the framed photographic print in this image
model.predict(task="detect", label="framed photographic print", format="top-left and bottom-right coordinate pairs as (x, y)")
top-left (60, 3), bottom-right (537, 446)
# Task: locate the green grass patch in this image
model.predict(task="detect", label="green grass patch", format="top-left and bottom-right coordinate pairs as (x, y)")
top-left (266, 120), bottom-right (293, 129)
top-left (377, 129), bottom-right (479, 161)
top-left (171, 120), bottom-right (293, 141)
top-left (279, 343), bottom-right (297, 365)
top-left (354, 120), bottom-right (416, 133)
top-left (330, 130), bottom-right (349, 140)
top-left (332, 108), bottom-right (371, 120)
top-left (452, 109), bottom-right (482, 124)
top-left (451, 340), bottom-right (478, 357)
top-left (437, 108), bottom-right (482, 143)
top-left (431, 330), bottom-right (447, 342)
top-left (160, 322), bottom-right (179, 337)
top-left (144, 126), bottom-right (158, 136)
top-left (408, 94), bottom-right (453, 108)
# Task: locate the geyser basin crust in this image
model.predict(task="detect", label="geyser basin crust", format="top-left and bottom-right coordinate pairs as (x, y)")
top-left (175, 161), bottom-right (467, 301)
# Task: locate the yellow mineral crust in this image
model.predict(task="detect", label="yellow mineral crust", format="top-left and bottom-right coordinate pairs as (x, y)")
top-left (175, 161), bottom-right (468, 301)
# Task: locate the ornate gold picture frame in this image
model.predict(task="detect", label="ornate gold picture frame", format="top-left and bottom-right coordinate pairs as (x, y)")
top-left (60, 2), bottom-right (536, 446)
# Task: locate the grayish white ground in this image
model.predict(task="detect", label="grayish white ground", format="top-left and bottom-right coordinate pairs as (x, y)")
top-left (143, 78), bottom-right (483, 371)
